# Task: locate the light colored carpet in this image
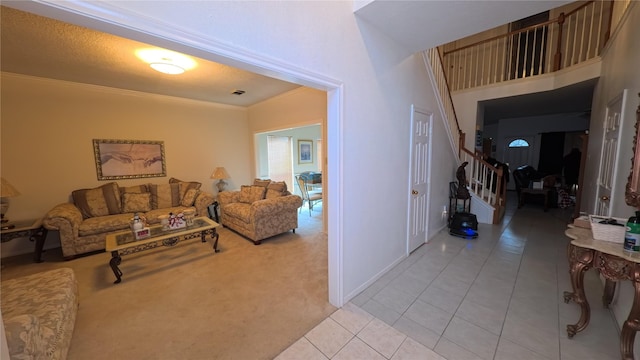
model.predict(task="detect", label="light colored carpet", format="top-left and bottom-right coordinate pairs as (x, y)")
top-left (1, 208), bottom-right (334, 360)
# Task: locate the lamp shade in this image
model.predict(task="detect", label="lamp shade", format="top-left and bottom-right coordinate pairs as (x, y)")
top-left (0, 177), bottom-right (20, 198)
top-left (211, 167), bottom-right (230, 180)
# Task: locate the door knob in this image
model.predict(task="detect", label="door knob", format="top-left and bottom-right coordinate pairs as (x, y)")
top-left (601, 195), bottom-right (609, 201)
top-left (412, 190), bottom-right (419, 195)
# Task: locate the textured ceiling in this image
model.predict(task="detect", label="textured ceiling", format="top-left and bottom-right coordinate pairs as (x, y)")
top-left (0, 6), bottom-right (301, 107)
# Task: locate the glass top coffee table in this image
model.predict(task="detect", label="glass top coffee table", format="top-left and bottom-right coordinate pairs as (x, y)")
top-left (105, 216), bottom-right (220, 284)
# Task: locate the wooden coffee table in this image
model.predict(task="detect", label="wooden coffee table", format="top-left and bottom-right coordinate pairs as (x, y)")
top-left (105, 217), bottom-right (220, 284)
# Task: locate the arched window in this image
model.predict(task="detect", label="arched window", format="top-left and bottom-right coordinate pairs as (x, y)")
top-left (508, 139), bottom-right (530, 148)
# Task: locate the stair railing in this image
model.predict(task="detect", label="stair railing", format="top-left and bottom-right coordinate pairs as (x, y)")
top-left (460, 148), bottom-right (505, 213)
top-left (440, 0), bottom-right (623, 91)
top-left (425, 48), bottom-right (507, 223)
top-left (425, 48), bottom-right (462, 157)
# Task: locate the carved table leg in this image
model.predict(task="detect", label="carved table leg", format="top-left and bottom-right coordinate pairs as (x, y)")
top-left (565, 245), bottom-right (594, 338)
top-left (110, 251), bottom-right (123, 284)
top-left (621, 266), bottom-right (640, 360)
top-left (204, 228), bottom-right (220, 253)
top-left (31, 227), bottom-right (48, 263)
top-left (603, 279), bottom-right (617, 308)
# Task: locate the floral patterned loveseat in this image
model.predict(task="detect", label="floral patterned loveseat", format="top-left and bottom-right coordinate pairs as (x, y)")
top-left (2, 268), bottom-right (78, 360)
top-left (217, 179), bottom-right (302, 245)
top-left (43, 178), bottom-right (215, 259)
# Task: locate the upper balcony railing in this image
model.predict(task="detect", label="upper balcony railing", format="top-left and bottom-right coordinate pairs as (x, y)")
top-left (440, 0), bottom-right (631, 92)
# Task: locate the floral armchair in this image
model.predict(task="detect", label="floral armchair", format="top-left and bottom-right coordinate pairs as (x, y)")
top-left (217, 180), bottom-right (302, 245)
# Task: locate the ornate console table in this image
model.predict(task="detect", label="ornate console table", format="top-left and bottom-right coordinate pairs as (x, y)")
top-left (564, 226), bottom-right (640, 360)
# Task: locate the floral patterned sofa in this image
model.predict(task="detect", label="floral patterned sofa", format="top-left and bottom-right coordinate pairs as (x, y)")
top-left (2, 268), bottom-right (78, 360)
top-left (217, 179), bottom-right (302, 245)
top-left (43, 178), bottom-right (215, 259)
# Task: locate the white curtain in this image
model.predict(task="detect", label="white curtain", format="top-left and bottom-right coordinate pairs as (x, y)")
top-left (267, 135), bottom-right (293, 188)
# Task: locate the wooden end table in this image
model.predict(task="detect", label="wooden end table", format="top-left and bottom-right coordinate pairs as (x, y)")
top-left (1, 218), bottom-right (48, 263)
top-left (105, 217), bottom-right (220, 284)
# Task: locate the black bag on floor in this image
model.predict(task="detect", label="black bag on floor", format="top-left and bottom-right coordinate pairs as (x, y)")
top-left (450, 212), bottom-right (478, 230)
top-left (449, 212), bottom-right (478, 238)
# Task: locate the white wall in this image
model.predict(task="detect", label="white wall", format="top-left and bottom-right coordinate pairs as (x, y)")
top-left (452, 60), bottom-right (601, 151)
top-left (581, 3), bottom-right (640, 338)
top-left (0, 73), bottom-right (251, 257)
top-left (3, 1), bottom-right (456, 305)
top-left (249, 87), bottom-right (326, 181)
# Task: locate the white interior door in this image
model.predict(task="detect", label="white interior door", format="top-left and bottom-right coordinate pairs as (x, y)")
top-left (595, 90), bottom-right (626, 216)
top-left (407, 106), bottom-right (432, 253)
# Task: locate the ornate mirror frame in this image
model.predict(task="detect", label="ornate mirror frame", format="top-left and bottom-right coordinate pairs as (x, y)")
top-left (625, 93), bottom-right (640, 208)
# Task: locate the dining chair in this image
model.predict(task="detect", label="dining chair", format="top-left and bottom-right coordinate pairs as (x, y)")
top-left (296, 175), bottom-right (322, 216)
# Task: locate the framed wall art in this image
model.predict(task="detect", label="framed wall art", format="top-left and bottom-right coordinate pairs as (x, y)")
top-left (93, 139), bottom-right (166, 180)
top-left (298, 139), bottom-right (313, 164)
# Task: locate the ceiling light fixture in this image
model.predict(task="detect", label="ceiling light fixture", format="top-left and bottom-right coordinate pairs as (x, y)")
top-left (150, 62), bottom-right (185, 75)
top-left (136, 48), bottom-right (197, 75)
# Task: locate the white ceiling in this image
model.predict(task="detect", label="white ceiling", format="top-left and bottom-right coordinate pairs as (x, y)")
top-left (2, 1), bottom-right (578, 114)
top-left (355, 0), bottom-right (592, 125)
top-left (354, 1), bottom-right (572, 53)
top-left (0, 6), bottom-right (302, 107)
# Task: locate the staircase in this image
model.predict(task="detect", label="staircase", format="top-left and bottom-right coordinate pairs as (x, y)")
top-left (424, 48), bottom-right (506, 224)
top-left (423, 0), bottom-right (633, 224)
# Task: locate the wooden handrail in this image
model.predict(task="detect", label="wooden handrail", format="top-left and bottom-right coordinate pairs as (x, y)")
top-left (564, 0), bottom-right (596, 17)
top-left (461, 147), bottom-right (501, 175)
top-left (443, 1), bottom-right (595, 56)
top-left (460, 145), bottom-right (507, 224)
top-left (443, 18), bottom-right (555, 56)
top-left (436, 48), bottom-right (462, 135)
top-left (440, 0), bottom-right (619, 92)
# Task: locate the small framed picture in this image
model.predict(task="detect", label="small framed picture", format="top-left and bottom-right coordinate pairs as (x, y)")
top-left (298, 140), bottom-right (313, 164)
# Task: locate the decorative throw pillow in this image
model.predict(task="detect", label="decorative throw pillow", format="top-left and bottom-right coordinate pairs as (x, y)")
top-left (119, 184), bottom-right (150, 209)
top-left (268, 181), bottom-right (287, 192)
top-left (265, 189), bottom-right (284, 199)
top-left (253, 178), bottom-right (271, 188)
top-left (169, 178), bottom-right (202, 199)
top-left (72, 182), bottom-right (122, 219)
top-left (122, 193), bottom-right (152, 213)
top-left (119, 184), bottom-right (149, 195)
top-left (149, 183), bottom-right (181, 209)
top-left (239, 185), bottom-right (266, 204)
top-left (178, 181), bottom-right (202, 200)
top-left (180, 188), bottom-right (200, 207)
top-left (265, 181), bottom-right (288, 199)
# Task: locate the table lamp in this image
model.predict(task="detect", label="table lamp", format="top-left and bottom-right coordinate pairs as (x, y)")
top-left (1, 177), bottom-right (21, 223)
top-left (211, 167), bottom-right (230, 192)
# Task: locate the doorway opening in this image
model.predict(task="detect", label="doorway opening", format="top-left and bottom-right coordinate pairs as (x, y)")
top-left (21, 3), bottom-right (344, 306)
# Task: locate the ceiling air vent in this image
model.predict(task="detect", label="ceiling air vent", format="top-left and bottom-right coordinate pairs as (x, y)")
top-left (231, 90), bottom-right (245, 95)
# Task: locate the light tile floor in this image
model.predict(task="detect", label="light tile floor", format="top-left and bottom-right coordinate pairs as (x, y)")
top-left (276, 196), bottom-right (622, 360)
